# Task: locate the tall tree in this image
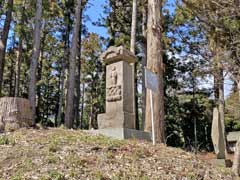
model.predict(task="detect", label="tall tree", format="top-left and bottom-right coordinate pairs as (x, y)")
top-left (145, 0), bottom-right (165, 143)
top-left (28, 0), bottom-right (42, 124)
top-left (56, 0), bottom-right (73, 126)
top-left (14, 2), bottom-right (26, 97)
top-left (74, 0), bottom-right (86, 127)
top-left (130, 0), bottom-right (137, 54)
top-left (140, 1), bottom-right (147, 130)
top-left (14, 39), bottom-right (22, 97)
top-left (0, 0), bottom-right (13, 95)
top-left (65, 0), bottom-right (82, 128)
top-left (130, 0), bottom-right (138, 129)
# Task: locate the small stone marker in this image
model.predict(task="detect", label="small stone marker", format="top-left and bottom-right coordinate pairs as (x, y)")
top-left (211, 107), bottom-right (226, 159)
top-left (96, 46), bottom-right (151, 141)
top-left (0, 97), bottom-right (33, 132)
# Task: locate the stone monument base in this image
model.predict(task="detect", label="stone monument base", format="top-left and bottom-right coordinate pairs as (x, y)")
top-left (98, 112), bottom-right (135, 129)
top-left (89, 128), bottom-right (151, 141)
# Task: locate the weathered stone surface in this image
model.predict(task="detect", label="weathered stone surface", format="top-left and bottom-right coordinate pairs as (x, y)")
top-left (100, 46), bottom-right (136, 65)
top-left (211, 107), bottom-right (226, 159)
top-left (98, 111), bottom-right (135, 129)
top-left (97, 46), bottom-right (136, 130)
top-left (0, 97), bottom-right (33, 132)
top-left (232, 138), bottom-right (240, 176)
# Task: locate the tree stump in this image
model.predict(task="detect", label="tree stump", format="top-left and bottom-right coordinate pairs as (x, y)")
top-left (0, 97), bottom-right (33, 132)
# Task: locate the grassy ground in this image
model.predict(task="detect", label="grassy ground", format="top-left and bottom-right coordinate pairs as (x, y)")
top-left (0, 128), bottom-right (234, 180)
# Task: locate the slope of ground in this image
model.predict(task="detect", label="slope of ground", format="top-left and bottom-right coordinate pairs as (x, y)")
top-left (0, 128), bottom-right (234, 180)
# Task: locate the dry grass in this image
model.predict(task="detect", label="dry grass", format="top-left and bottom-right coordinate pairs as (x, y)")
top-left (0, 128), bottom-right (234, 180)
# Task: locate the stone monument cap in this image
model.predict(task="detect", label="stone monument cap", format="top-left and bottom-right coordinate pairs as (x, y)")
top-left (100, 46), bottom-right (136, 65)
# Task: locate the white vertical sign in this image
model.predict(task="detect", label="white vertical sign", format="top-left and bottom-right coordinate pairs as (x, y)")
top-left (145, 68), bottom-right (159, 145)
top-left (145, 68), bottom-right (159, 92)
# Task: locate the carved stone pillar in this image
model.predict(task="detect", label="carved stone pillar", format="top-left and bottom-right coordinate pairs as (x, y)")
top-left (98, 46), bottom-right (136, 129)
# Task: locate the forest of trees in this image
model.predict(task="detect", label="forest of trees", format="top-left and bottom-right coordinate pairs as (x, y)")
top-left (0, 0), bottom-right (239, 151)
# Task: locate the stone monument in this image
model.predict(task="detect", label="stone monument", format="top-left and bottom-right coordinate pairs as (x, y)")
top-left (211, 107), bottom-right (226, 159)
top-left (95, 46), bottom-right (151, 140)
top-left (0, 97), bottom-right (33, 132)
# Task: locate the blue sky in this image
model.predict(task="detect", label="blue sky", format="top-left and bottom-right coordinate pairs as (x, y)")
top-left (85, 0), bottom-right (176, 38)
top-left (85, 0), bottom-right (108, 38)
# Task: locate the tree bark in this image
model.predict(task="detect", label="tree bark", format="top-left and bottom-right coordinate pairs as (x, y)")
top-left (15, 5), bottom-right (25, 97)
top-left (141, 3), bottom-right (147, 130)
top-left (57, 45), bottom-right (68, 126)
top-left (145, 0), bottom-right (165, 143)
top-left (80, 81), bottom-right (85, 129)
top-left (9, 53), bottom-right (14, 97)
top-left (216, 35), bottom-right (226, 152)
top-left (213, 74), bottom-right (219, 100)
top-left (212, 33), bottom-right (227, 153)
top-left (57, 0), bottom-right (71, 126)
top-left (15, 38), bottom-right (23, 97)
top-left (74, 4), bottom-right (83, 128)
top-left (89, 93), bottom-right (93, 130)
top-left (234, 0), bottom-right (240, 7)
top-left (0, 0), bottom-right (13, 95)
top-left (9, 54), bottom-right (14, 96)
top-left (238, 81), bottom-right (240, 107)
top-left (36, 32), bottom-right (47, 122)
top-left (65, 0), bottom-right (82, 129)
top-left (130, 0), bottom-right (137, 54)
top-left (218, 66), bottom-right (225, 141)
top-left (28, 0), bottom-right (42, 124)
top-left (130, 0), bottom-right (138, 129)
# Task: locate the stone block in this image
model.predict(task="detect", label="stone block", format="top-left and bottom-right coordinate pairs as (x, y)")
top-left (211, 107), bottom-right (226, 159)
top-left (98, 111), bottom-right (135, 129)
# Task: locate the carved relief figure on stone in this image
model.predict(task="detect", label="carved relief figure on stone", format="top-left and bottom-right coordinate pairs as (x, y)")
top-left (106, 66), bottom-right (122, 102)
top-left (110, 66), bottom-right (118, 85)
